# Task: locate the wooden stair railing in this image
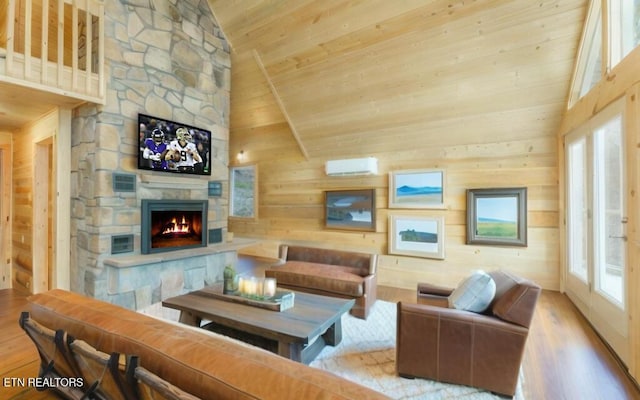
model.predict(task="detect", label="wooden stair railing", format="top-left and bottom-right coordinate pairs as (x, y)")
top-left (2, 0), bottom-right (105, 104)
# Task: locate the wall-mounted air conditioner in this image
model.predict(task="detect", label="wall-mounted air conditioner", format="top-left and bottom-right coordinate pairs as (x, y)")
top-left (325, 157), bottom-right (378, 176)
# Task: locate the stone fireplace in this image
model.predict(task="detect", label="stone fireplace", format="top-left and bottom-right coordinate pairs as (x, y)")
top-left (69, 0), bottom-right (232, 312)
top-left (141, 199), bottom-right (208, 254)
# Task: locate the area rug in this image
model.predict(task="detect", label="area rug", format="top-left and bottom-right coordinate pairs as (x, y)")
top-left (309, 301), bottom-right (524, 399)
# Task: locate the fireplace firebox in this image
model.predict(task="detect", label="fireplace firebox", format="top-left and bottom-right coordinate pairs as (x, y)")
top-left (141, 199), bottom-right (208, 254)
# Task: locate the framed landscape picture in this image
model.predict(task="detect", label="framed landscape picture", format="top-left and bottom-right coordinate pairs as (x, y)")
top-left (466, 187), bottom-right (527, 246)
top-left (389, 169), bottom-right (445, 208)
top-left (388, 214), bottom-right (445, 259)
top-left (325, 189), bottom-right (376, 231)
top-left (230, 164), bottom-right (258, 219)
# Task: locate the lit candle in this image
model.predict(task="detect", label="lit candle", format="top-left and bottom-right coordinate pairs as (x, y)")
top-left (264, 278), bottom-right (277, 298)
top-left (238, 276), bottom-right (245, 295)
top-left (257, 278), bottom-right (264, 298)
top-left (248, 277), bottom-right (258, 297)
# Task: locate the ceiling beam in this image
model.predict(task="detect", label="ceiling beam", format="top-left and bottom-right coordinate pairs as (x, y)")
top-left (252, 49), bottom-right (310, 160)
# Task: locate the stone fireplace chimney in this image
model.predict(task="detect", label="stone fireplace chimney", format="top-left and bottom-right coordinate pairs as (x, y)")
top-left (70, 0), bottom-right (231, 310)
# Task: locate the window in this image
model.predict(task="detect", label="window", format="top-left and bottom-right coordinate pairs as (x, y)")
top-left (569, 1), bottom-right (602, 107)
top-left (568, 0), bottom-right (640, 107)
top-left (608, 0), bottom-right (640, 68)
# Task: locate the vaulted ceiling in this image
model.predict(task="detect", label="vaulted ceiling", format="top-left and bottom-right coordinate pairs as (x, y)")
top-left (0, 0), bottom-right (588, 157)
top-left (209, 0), bottom-right (588, 160)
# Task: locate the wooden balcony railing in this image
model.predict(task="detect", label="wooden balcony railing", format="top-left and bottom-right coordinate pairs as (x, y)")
top-left (1, 0), bottom-right (105, 104)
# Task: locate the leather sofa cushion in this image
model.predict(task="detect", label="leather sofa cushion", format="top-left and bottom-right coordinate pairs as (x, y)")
top-left (487, 270), bottom-right (521, 306)
top-left (487, 270), bottom-right (541, 328)
top-left (492, 281), bottom-right (541, 328)
top-left (26, 289), bottom-right (389, 400)
top-left (266, 261), bottom-right (365, 297)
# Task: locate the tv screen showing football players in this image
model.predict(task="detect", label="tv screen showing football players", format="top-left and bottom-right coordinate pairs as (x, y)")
top-left (138, 113), bottom-right (212, 176)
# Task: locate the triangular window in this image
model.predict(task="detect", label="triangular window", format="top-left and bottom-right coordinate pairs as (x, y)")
top-left (568, 1), bottom-right (602, 107)
top-left (569, 1), bottom-right (640, 108)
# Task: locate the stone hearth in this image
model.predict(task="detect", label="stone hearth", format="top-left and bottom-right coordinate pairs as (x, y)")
top-left (103, 238), bottom-right (255, 311)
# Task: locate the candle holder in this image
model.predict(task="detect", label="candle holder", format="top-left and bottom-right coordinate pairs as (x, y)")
top-left (205, 278), bottom-right (293, 311)
top-left (237, 276), bottom-right (278, 300)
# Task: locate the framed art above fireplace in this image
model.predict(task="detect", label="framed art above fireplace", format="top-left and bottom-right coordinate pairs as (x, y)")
top-left (141, 199), bottom-right (208, 254)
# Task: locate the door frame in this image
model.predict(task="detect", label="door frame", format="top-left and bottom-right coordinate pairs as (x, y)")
top-left (0, 143), bottom-right (11, 289)
top-left (31, 108), bottom-right (71, 293)
top-left (33, 137), bottom-right (53, 293)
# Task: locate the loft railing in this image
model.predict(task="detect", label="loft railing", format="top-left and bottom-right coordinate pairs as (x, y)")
top-left (1, 0), bottom-right (105, 104)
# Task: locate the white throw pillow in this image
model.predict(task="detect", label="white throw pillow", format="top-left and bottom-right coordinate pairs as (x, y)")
top-left (448, 270), bottom-right (496, 313)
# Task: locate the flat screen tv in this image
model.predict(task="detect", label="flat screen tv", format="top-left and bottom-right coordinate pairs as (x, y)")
top-left (138, 113), bottom-right (211, 176)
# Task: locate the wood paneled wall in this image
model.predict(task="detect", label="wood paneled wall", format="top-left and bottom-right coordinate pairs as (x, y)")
top-left (11, 109), bottom-right (58, 293)
top-left (0, 0), bottom-right (7, 48)
top-left (230, 132), bottom-right (560, 290)
top-left (0, 132), bottom-right (11, 290)
top-left (220, 1), bottom-right (587, 291)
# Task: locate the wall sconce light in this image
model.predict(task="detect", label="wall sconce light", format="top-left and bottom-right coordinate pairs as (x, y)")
top-left (237, 150), bottom-right (245, 162)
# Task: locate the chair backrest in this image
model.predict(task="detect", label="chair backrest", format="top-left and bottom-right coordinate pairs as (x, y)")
top-left (19, 312), bottom-right (81, 381)
top-left (280, 244), bottom-right (376, 276)
top-left (68, 338), bottom-right (138, 400)
top-left (487, 270), bottom-right (541, 328)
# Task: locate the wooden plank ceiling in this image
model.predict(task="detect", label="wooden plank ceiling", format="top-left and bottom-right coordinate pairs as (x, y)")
top-left (209, 0), bottom-right (588, 160)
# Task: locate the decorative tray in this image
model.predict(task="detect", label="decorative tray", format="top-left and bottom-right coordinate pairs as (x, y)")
top-left (194, 286), bottom-right (295, 312)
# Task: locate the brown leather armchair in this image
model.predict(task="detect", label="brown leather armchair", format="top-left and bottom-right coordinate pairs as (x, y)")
top-left (396, 270), bottom-right (541, 397)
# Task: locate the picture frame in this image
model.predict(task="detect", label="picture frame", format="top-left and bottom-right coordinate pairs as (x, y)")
top-left (466, 187), bottom-right (527, 247)
top-left (230, 164), bottom-right (258, 219)
top-left (324, 189), bottom-right (376, 231)
top-left (388, 214), bottom-right (445, 259)
top-left (389, 169), bottom-right (445, 208)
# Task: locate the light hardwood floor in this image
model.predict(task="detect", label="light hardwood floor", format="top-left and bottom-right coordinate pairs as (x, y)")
top-left (2, 255), bottom-right (640, 399)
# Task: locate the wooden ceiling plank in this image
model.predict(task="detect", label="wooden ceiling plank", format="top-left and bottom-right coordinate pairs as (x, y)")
top-left (211, 0), bottom-right (587, 159)
top-left (264, 0), bottom-right (581, 75)
top-left (268, 5), bottom-right (583, 91)
top-left (297, 94), bottom-right (563, 141)
top-left (211, 0), bottom-right (320, 51)
top-left (253, 0), bottom-right (430, 60)
top-left (263, 0), bottom-right (583, 84)
top-left (262, 0), bottom-right (511, 77)
top-left (280, 59), bottom-right (574, 122)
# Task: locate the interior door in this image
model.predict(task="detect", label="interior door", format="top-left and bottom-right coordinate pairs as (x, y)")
top-left (565, 98), bottom-right (629, 365)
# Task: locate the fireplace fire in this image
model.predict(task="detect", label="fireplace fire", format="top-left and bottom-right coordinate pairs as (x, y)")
top-left (162, 214), bottom-right (193, 235)
top-left (141, 200), bottom-right (208, 254)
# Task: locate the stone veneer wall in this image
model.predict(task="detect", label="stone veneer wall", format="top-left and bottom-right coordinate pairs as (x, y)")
top-left (70, 0), bottom-right (231, 310)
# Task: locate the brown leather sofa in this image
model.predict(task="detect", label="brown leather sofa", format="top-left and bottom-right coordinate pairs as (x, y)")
top-left (264, 245), bottom-right (377, 319)
top-left (24, 289), bottom-right (390, 400)
top-left (396, 270), bottom-right (541, 397)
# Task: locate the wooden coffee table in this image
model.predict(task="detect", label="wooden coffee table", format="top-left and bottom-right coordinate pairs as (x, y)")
top-left (162, 286), bottom-right (355, 364)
